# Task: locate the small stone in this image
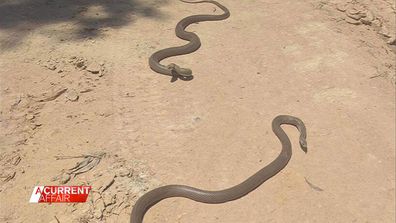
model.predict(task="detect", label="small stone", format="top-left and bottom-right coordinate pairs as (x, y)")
top-left (47, 65), bottom-right (56, 70)
top-left (65, 89), bottom-right (79, 102)
top-left (115, 168), bottom-right (131, 177)
top-left (75, 59), bottom-right (86, 69)
top-left (86, 62), bottom-right (101, 74)
top-left (26, 114), bottom-right (35, 120)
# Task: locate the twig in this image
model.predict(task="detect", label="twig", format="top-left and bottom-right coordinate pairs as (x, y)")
top-left (304, 177), bottom-right (324, 191)
top-left (369, 74), bottom-right (382, 79)
top-left (54, 215), bottom-right (60, 223)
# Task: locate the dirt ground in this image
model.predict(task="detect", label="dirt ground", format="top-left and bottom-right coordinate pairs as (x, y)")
top-left (0, 0), bottom-right (395, 222)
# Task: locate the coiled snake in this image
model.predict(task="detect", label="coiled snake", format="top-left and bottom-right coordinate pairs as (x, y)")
top-left (132, 1), bottom-right (308, 222)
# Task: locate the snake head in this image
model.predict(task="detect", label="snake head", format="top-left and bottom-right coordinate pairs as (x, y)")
top-left (167, 63), bottom-right (193, 77)
top-left (299, 138), bottom-right (308, 153)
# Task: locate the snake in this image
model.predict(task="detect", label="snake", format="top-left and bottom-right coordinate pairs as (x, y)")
top-left (148, 0), bottom-right (230, 80)
top-left (130, 115), bottom-right (308, 223)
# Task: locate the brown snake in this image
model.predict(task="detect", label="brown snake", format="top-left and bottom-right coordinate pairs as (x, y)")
top-left (133, 1), bottom-right (308, 222)
top-left (130, 115), bottom-right (308, 223)
top-left (148, 0), bottom-right (230, 81)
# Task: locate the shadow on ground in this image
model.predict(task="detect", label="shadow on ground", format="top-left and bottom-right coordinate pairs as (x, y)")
top-left (0, 0), bottom-right (168, 49)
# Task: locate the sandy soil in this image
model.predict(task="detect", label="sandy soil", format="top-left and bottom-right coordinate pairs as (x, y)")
top-left (0, 0), bottom-right (395, 222)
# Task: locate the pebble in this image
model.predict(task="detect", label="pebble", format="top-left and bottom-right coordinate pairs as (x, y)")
top-left (69, 57), bottom-right (87, 70)
top-left (65, 89), bottom-right (79, 102)
top-left (76, 61), bottom-right (85, 69)
top-left (86, 62), bottom-right (101, 74)
top-left (115, 168), bottom-right (131, 177)
top-left (46, 64), bottom-right (57, 70)
top-left (26, 114), bottom-right (35, 120)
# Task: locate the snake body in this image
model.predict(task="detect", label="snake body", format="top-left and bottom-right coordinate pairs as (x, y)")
top-left (148, 0), bottom-right (230, 79)
top-left (130, 115), bottom-right (308, 223)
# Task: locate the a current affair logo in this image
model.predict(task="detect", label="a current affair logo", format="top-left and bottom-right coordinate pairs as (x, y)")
top-left (29, 186), bottom-right (91, 203)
